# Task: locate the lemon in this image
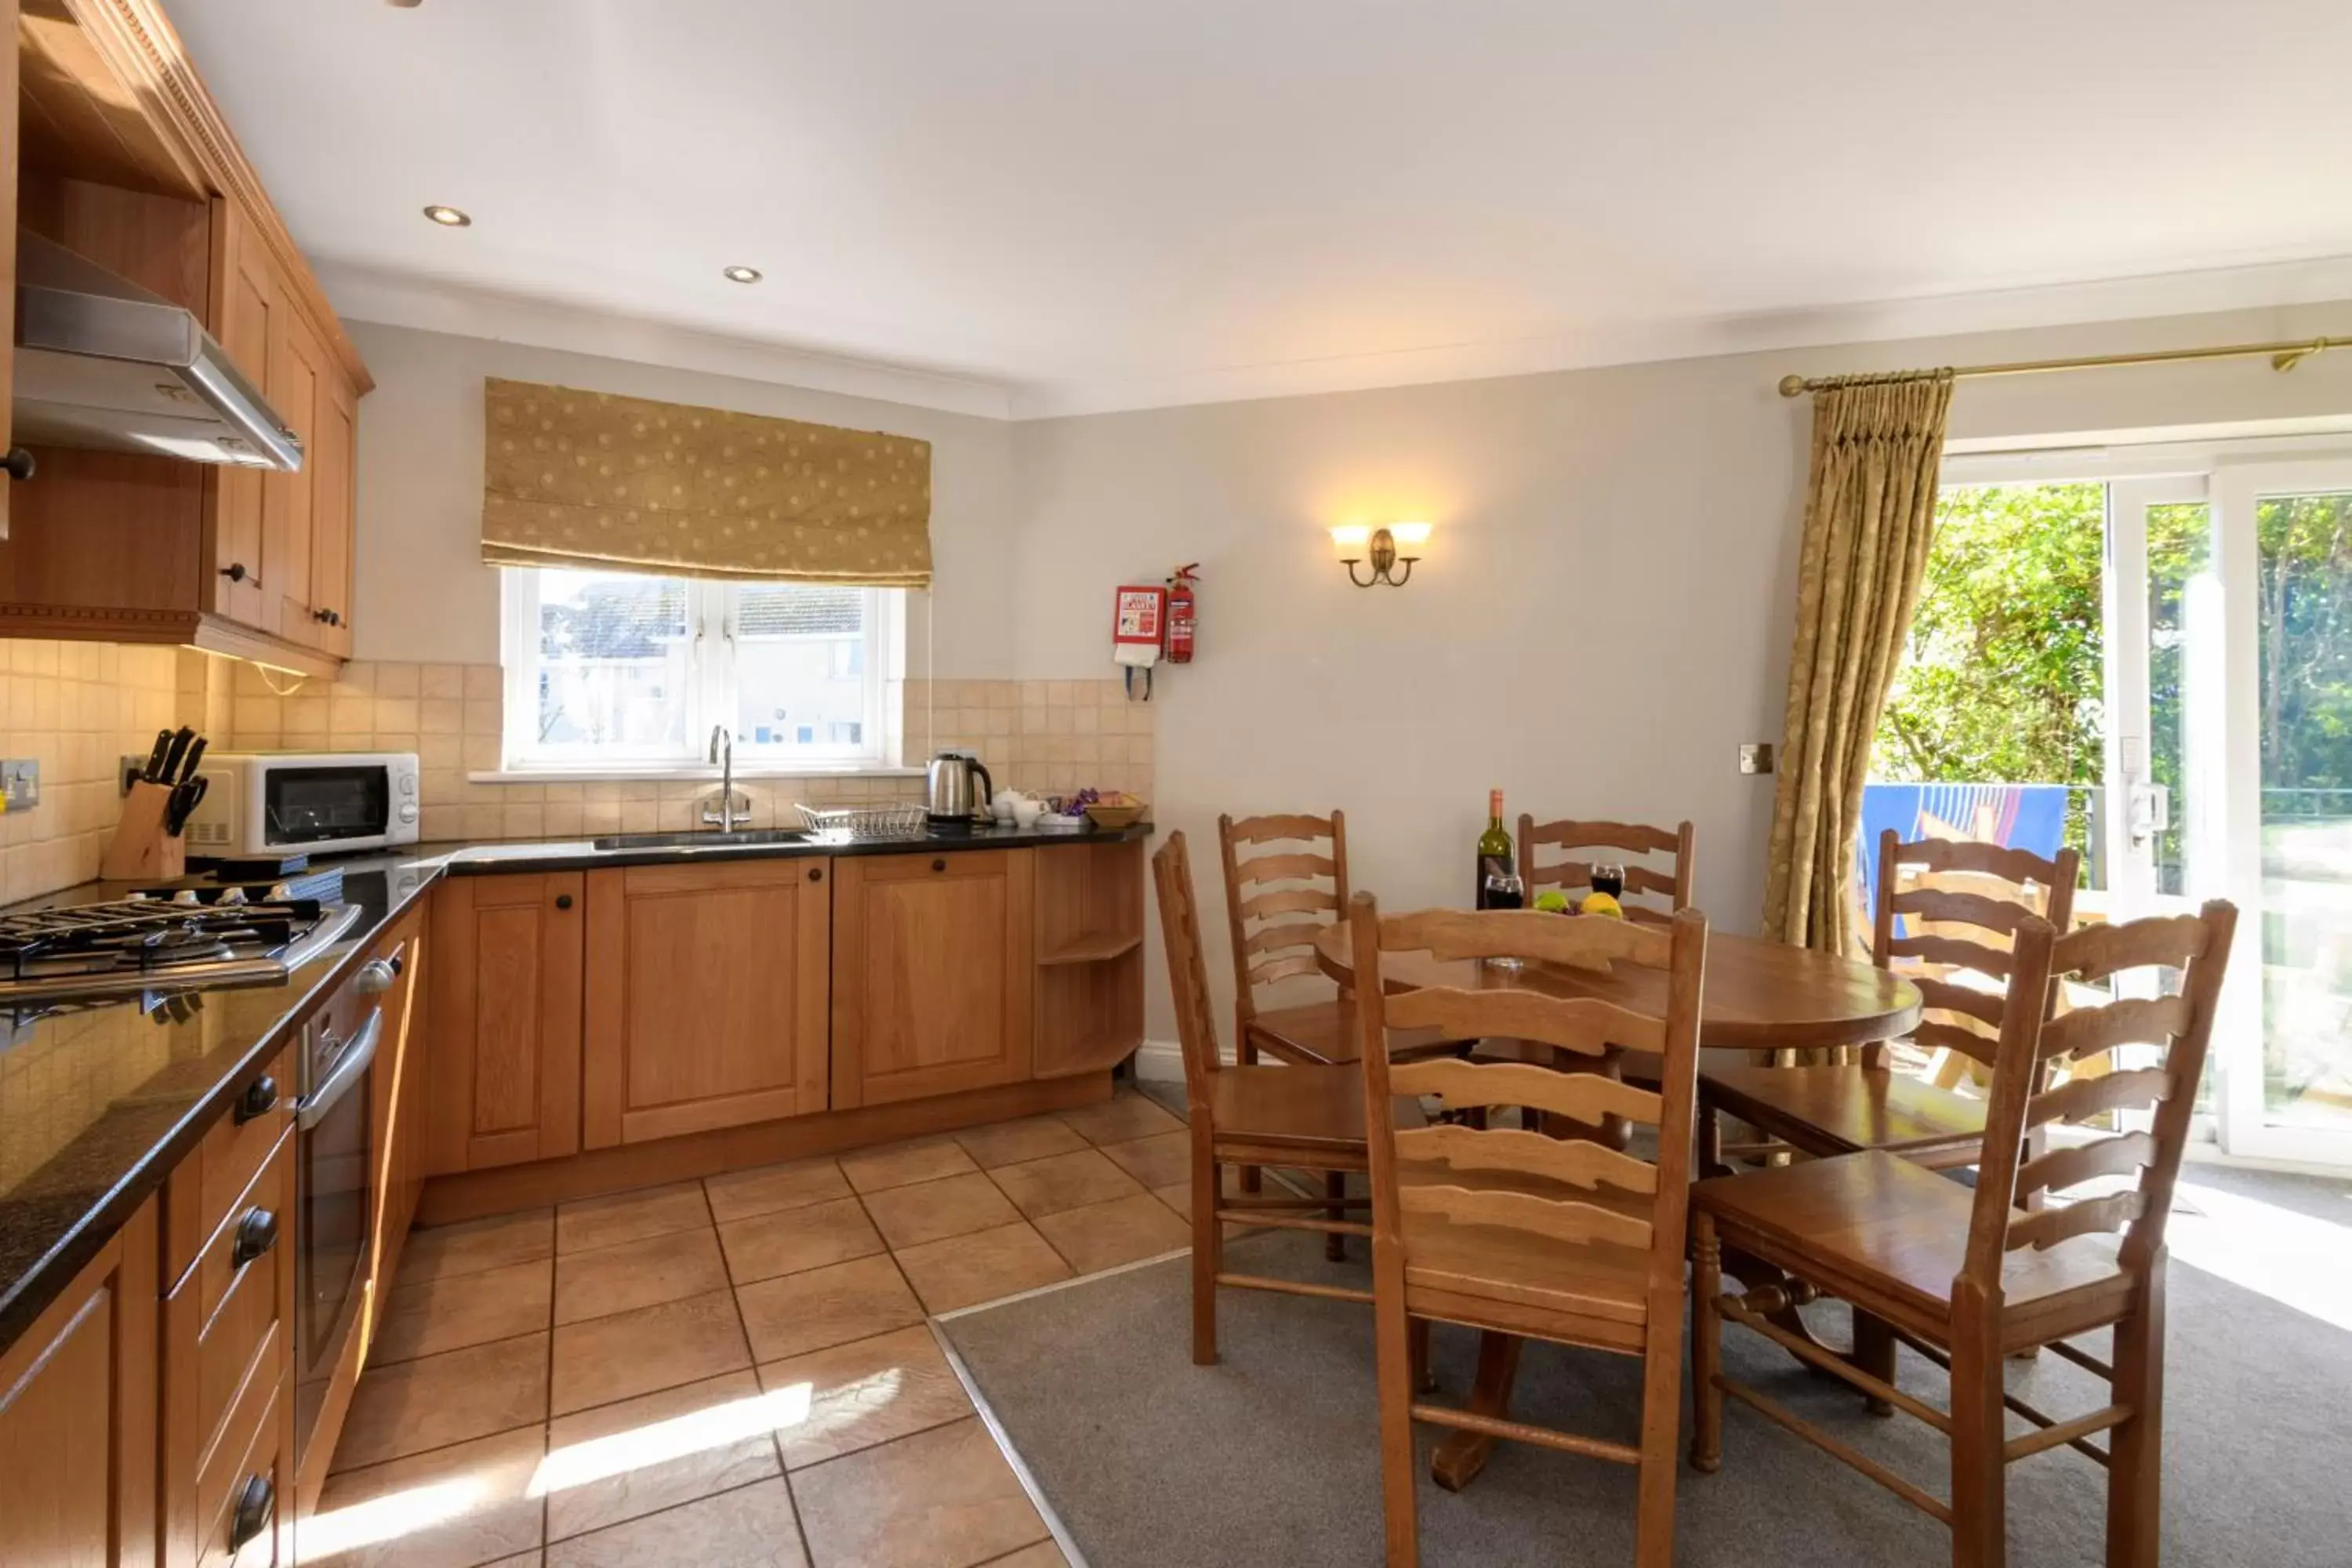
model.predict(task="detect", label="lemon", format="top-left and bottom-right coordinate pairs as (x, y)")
top-left (1579, 891), bottom-right (1624, 920)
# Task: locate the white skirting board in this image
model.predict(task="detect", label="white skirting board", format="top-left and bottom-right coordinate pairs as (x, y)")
top-left (1132, 1039), bottom-right (1188, 1081)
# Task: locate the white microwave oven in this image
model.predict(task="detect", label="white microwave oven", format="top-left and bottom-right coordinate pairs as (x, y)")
top-left (180, 751), bottom-right (421, 858)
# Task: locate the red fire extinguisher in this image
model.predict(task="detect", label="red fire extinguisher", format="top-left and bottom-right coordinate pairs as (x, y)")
top-left (1165, 564), bottom-right (1198, 665)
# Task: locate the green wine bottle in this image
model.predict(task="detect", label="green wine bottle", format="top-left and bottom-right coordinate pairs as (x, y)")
top-left (1475, 789), bottom-right (1516, 908)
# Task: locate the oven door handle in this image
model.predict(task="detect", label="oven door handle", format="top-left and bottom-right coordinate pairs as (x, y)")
top-left (297, 1007), bottom-right (383, 1131)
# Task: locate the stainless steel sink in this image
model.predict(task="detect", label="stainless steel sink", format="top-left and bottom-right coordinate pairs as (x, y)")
top-left (591, 829), bottom-right (814, 851)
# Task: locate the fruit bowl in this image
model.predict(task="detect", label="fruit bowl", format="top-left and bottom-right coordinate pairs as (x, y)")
top-left (1083, 800), bottom-right (1147, 829)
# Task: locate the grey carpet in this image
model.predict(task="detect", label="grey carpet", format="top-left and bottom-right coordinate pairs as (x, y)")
top-left (942, 1204), bottom-right (2347, 1567)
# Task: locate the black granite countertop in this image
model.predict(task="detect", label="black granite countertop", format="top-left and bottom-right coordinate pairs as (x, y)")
top-left (0, 819), bottom-right (1149, 1355)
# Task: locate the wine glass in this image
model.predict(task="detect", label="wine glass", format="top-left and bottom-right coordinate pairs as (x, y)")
top-left (1590, 862), bottom-right (1627, 901)
top-left (1481, 868), bottom-right (1526, 970)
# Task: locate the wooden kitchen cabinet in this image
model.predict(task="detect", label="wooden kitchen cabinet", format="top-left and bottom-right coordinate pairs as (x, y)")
top-left (0, 1196), bottom-right (159, 1568)
top-left (831, 849), bottom-right (1036, 1109)
top-left (583, 858), bottom-right (833, 1147)
top-left (361, 904), bottom-right (428, 1354)
top-left (426, 873), bottom-right (584, 1173)
top-left (205, 198), bottom-right (276, 630)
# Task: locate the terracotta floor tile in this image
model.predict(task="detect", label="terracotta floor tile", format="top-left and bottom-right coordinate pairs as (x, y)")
top-left (792, 1418), bottom-right (1046, 1568)
top-left (950, 1116), bottom-right (1087, 1170)
top-left (370, 1258), bottom-right (552, 1364)
top-left (979, 1543), bottom-right (1069, 1568)
top-left (555, 1181), bottom-right (712, 1254)
top-left (554, 1225), bottom-right (731, 1326)
top-left (482, 1555), bottom-right (543, 1568)
top-left (758, 1324), bottom-right (974, 1471)
top-left (1153, 1165), bottom-right (1290, 1238)
top-left (399, 1210), bottom-right (555, 1286)
top-left (550, 1288), bottom-right (750, 1415)
top-left (735, 1254), bottom-right (924, 1363)
top-left (312, 1425), bottom-right (546, 1568)
top-left (1054, 1091), bottom-right (1181, 1146)
top-left (858, 1172), bottom-right (1021, 1251)
top-left (332, 1334), bottom-right (550, 1472)
top-left (889, 1221), bottom-right (1072, 1314)
top-left (1033, 1192), bottom-right (1192, 1276)
top-left (840, 1138), bottom-right (979, 1193)
top-left (1096, 1128), bottom-right (1189, 1189)
top-left (704, 1157), bottom-right (852, 1224)
top-left (717, 1196), bottom-right (884, 1285)
top-left (543, 1370), bottom-right (782, 1542)
top-left (546, 1475), bottom-right (806, 1568)
top-left (985, 1148), bottom-right (1145, 1219)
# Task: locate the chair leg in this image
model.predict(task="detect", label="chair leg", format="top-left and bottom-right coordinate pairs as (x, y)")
top-left (1324, 1170), bottom-right (1350, 1261)
top-left (1191, 1145), bottom-right (1220, 1366)
top-left (1634, 1288), bottom-right (1686, 1568)
top-left (1854, 1308), bottom-right (1897, 1417)
top-left (1236, 1036), bottom-right (1261, 1193)
top-left (2106, 1262), bottom-right (2167, 1568)
top-left (1948, 1286), bottom-right (2007, 1568)
top-left (1370, 1263), bottom-right (1422, 1565)
top-left (1690, 1213), bottom-right (1722, 1473)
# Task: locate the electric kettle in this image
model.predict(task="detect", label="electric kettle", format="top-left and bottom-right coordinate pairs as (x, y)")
top-left (924, 750), bottom-right (995, 826)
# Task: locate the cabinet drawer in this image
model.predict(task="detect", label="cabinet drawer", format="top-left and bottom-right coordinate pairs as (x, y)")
top-left (195, 1358), bottom-right (286, 1568)
top-left (168, 1130), bottom-right (292, 1524)
top-left (171, 1043), bottom-right (295, 1285)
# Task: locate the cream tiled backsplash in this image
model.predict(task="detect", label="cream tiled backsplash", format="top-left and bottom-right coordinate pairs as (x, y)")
top-left (0, 641), bottom-right (185, 905)
top-left (191, 662), bottom-right (1156, 844)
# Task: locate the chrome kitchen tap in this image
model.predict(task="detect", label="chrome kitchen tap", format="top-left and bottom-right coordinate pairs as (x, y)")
top-left (702, 725), bottom-right (750, 830)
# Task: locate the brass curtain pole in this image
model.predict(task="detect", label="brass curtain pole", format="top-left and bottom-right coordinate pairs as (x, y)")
top-left (1777, 335), bottom-right (2350, 397)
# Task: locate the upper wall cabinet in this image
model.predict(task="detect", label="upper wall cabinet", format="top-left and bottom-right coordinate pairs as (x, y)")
top-left (0, 0), bottom-right (369, 676)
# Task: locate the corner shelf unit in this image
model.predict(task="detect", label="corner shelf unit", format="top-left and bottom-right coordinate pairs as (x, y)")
top-left (1033, 838), bottom-right (1147, 1078)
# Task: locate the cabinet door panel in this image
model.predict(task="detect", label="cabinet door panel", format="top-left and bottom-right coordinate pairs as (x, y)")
top-left (426, 875), bottom-right (583, 1172)
top-left (832, 851), bottom-right (1033, 1109)
top-left (583, 860), bottom-right (831, 1147)
top-left (0, 1198), bottom-right (158, 1568)
top-left (263, 299), bottom-right (321, 644)
top-left (307, 372), bottom-right (355, 655)
top-left (205, 199), bottom-right (272, 630)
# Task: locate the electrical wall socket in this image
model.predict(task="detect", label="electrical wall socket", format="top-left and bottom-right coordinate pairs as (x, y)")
top-left (0, 760), bottom-right (39, 811)
top-left (1739, 743), bottom-right (1775, 775)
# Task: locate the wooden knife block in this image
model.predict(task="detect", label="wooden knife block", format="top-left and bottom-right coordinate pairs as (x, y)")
top-left (101, 782), bottom-right (187, 882)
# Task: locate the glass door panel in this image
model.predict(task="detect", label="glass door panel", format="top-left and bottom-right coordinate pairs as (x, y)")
top-left (2215, 462), bottom-right (2352, 1163)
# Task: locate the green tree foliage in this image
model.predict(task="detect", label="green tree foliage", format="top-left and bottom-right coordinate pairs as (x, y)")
top-left (2257, 494), bottom-right (2352, 802)
top-left (1873, 484), bottom-right (2106, 850)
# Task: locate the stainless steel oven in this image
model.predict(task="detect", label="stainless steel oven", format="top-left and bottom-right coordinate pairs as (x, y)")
top-left (292, 969), bottom-right (388, 1464)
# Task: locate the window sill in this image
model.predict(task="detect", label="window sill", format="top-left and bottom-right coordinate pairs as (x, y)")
top-left (470, 764), bottom-right (924, 785)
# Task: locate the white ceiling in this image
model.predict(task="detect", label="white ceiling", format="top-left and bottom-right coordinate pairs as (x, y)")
top-left (166, 1), bottom-right (2352, 419)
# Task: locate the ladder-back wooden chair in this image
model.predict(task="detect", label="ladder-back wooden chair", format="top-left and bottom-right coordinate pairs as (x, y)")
top-left (1351, 896), bottom-right (1708, 1568)
top-left (1157, 833), bottom-right (1418, 1363)
top-left (1219, 810), bottom-right (1368, 1066)
top-left (1699, 830), bottom-right (2080, 1174)
top-left (1518, 815), bottom-right (1696, 925)
top-left (1690, 899), bottom-right (2237, 1568)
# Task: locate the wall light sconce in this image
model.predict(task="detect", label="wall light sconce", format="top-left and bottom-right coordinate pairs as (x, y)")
top-left (1330, 521), bottom-right (1431, 588)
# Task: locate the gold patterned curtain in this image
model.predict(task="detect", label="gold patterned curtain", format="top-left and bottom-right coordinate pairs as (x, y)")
top-left (481, 379), bottom-right (932, 586)
top-left (1761, 370), bottom-right (1955, 954)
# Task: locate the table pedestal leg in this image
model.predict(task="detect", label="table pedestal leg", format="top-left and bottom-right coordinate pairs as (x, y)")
top-left (1429, 1330), bottom-right (1523, 1492)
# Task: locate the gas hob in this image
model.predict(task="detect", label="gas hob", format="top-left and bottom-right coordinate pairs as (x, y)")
top-left (0, 888), bottom-right (361, 1004)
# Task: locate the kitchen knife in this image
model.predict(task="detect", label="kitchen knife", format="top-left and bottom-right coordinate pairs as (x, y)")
top-left (178, 736), bottom-right (207, 784)
top-left (165, 776), bottom-right (208, 836)
top-left (158, 727), bottom-right (195, 783)
top-left (141, 729), bottom-right (173, 784)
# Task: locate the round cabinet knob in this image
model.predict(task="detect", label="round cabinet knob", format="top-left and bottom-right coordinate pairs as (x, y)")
top-left (3, 448), bottom-right (35, 481)
top-left (807, 866), bottom-right (823, 882)
top-left (555, 894), bottom-right (574, 910)
top-left (232, 1207), bottom-right (278, 1267)
top-left (931, 858), bottom-right (946, 873)
top-left (228, 1475), bottom-right (274, 1552)
top-left (233, 1075), bottom-right (278, 1125)
top-left (219, 561), bottom-right (249, 583)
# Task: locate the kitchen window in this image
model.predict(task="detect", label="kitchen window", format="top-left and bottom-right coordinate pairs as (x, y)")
top-left (500, 567), bottom-right (898, 770)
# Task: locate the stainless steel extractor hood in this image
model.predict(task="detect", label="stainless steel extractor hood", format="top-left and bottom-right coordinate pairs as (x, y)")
top-left (12, 230), bottom-right (303, 470)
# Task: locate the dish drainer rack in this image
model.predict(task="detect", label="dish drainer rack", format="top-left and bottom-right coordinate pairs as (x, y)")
top-left (794, 800), bottom-right (929, 839)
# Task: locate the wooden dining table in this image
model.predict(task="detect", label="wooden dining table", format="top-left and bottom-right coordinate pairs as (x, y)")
top-left (1312, 918), bottom-right (1922, 1490)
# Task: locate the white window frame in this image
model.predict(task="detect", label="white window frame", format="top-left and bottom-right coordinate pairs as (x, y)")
top-left (499, 568), bottom-right (898, 773)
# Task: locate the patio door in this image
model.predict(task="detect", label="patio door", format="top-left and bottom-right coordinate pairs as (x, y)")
top-left (2208, 461), bottom-right (2352, 1166)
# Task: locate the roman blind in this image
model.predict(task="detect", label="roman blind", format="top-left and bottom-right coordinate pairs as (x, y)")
top-left (481, 378), bottom-right (933, 587)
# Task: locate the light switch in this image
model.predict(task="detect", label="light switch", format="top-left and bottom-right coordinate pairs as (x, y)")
top-left (1738, 743), bottom-right (1774, 776)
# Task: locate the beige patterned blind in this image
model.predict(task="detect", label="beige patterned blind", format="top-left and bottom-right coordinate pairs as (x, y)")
top-left (481, 379), bottom-right (933, 586)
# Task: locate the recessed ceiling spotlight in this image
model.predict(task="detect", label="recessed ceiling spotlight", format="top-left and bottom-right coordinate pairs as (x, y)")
top-left (422, 205), bottom-right (471, 227)
top-left (387, 1), bottom-right (423, 9)
top-left (722, 265), bottom-right (763, 284)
